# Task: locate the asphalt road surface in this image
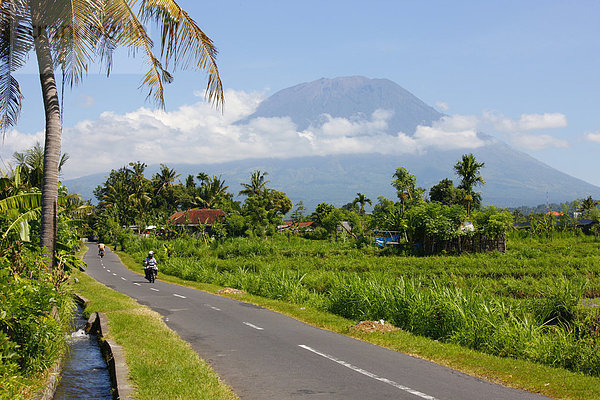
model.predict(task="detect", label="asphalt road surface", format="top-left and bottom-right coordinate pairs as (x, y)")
top-left (83, 244), bottom-right (550, 400)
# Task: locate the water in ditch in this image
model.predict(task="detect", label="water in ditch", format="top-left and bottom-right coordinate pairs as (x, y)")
top-left (53, 305), bottom-right (113, 400)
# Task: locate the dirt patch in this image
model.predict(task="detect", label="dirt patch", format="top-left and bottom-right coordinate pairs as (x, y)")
top-left (217, 288), bottom-right (246, 295)
top-left (349, 320), bottom-right (399, 333)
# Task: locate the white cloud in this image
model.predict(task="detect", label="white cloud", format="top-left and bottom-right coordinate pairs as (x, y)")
top-left (79, 94), bottom-right (95, 108)
top-left (585, 132), bottom-right (600, 143)
top-left (1, 90), bottom-right (567, 180)
top-left (0, 129), bottom-right (44, 164)
top-left (482, 111), bottom-right (567, 131)
top-left (435, 101), bottom-right (449, 112)
top-left (510, 133), bottom-right (569, 151)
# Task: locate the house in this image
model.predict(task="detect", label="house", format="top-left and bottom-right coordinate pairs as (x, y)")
top-left (546, 210), bottom-right (563, 217)
top-left (169, 209), bottom-right (226, 227)
top-left (512, 222), bottom-right (532, 230)
top-left (576, 218), bottom-right (598, 234)
top-left (277, 220), bottom-right (318, 232)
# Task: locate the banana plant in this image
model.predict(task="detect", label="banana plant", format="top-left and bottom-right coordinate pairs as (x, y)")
top-left (0, 190), bottom-right (92, 242)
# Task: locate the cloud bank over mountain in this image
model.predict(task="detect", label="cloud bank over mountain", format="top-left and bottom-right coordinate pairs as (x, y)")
top-left (0, 86), bottom-right (572, 181)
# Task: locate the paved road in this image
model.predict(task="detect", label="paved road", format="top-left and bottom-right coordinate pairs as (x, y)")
top-left (83, 244), bottom-right (550, 400)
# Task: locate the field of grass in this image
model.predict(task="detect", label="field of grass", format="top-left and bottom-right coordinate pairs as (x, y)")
top-left (121, 233), bottom-right (600, 381)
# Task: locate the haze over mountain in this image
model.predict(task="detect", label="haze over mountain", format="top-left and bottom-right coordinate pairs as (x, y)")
top-left (65, 76), bottom-right (600, 210)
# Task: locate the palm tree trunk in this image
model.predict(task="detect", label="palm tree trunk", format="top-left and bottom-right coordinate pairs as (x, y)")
top-left (33, 25), bottom-right (62, 266)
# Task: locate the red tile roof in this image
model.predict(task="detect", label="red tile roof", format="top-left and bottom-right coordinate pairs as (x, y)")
top-left (546, 210), bottom-right (564, 216)
top-left (169, 209), bottom-right (226, 225)
top-left (281, 221), bottom-right (317, 228)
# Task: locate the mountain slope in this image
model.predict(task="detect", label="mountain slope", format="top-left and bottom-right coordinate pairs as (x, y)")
top-left (244, 76), bottom-right (443, 133)
top-left (65, 76), bottom-right (600, 209)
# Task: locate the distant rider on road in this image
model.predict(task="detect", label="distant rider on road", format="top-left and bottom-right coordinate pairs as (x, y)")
top-left (98, 243), bottom-right (105, 257)
top-left (143, 251), bottom-right (158, 282)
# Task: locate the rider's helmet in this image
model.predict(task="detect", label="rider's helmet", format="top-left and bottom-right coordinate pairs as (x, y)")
top-left (148, 250), bottom-right (154, 256)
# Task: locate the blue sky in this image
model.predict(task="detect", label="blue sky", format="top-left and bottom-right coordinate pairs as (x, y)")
top-left (3, 0), bottom-right (600, 188)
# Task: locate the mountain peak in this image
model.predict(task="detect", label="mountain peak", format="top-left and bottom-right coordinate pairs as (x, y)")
top-left (245, 76), bottom-right (443, 133)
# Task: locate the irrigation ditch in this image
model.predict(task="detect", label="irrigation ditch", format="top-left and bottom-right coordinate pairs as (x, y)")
top-left (38, 296), bottom-right (134, 400)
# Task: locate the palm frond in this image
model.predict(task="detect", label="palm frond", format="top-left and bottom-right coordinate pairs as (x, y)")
top-left (49, 0), bottom-right (103, 87)
top-left (0, 0), bottom-right (32, 130)
top-left (139, 0), bottom-right (223, 108)
top-left (102, 0), bottom-right (172, 106)
top-left (63, 203), bottom-right (93, 219)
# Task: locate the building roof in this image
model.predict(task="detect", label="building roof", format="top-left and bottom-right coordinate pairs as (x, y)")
top-left (169, 209), bottom-right (226, 226)
top-left (278, 221), bottom-right (318, 230)
top-left (577, 218), bottom-right (597, 227)
top-left (546, 210), bottom-right (563, 216)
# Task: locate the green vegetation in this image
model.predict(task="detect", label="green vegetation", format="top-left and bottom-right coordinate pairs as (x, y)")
top-left (118, 233), bottom-right (600, 384)
top-left (0, 242), bottom-right (75, 400)
top-left (72, 268), bottom-right (238, 400)
top-left (0, 146), bottom-right (86, 399)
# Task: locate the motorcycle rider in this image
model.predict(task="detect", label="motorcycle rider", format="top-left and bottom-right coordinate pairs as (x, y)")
top-left (143, 251), bottom-right (158, 282)
top-left (98, 243), bottom-right (106, 257)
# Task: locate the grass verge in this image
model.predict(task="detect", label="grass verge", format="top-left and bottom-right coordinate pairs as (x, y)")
top-left (115, 250), bottom-right (600, 400)
top-left (71, 262), bottom-right (238, 399)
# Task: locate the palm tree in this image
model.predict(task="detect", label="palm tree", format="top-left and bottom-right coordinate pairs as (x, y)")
top-left (239, 170), bottom-right (269, 197)
top-left (454, 154), bottom-right (485, 194)
top-left (352, 192), bottom-right (372, 215)
top-left (196, 175), bottom-right (229, 209)
top-left (0, 1), bottom-right (223, 263)
top-left (578, 196), bottom-right (599, 214)
top-left (153, 164), bottom-right (180, 194)
top-left (12, 142), bottom-right (69, 190)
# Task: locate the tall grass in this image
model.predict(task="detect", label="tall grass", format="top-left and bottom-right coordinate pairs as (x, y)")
top-left (123, 235), bottom-right (600, 377)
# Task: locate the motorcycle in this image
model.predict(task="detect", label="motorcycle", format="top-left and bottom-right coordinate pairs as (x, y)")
top-left (144, 266), bottom-right (158, 283)
top-left (99, 249), bottom-right (105, 258)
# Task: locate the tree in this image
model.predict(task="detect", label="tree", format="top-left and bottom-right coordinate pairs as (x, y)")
top-left (352, 192), bottom-right (372, 215)
top-left (290, 201), bottom-right (306, 223)
top-left (454, 153), bottom-right (485, 194)
top-left (239, 170), bottom-right (269, 197)
top-left (0, 1), bottom-right (223, 263)
top-left (12, 142), bottom-right (69, 191)
top-left (196, 175), bottom-right (231, 209)
top-left (152, 164), bottom-right (180, 195)
top-left (127, 162), bottom-right (152, 234)
top-left (392, 167), bottom-right (416, 202)
top-left (578, 196), bottom-right (598, 214)
top-left (311, 202), bottom-right (336, 224)
top-left (429, 179), bottom-right (457, 205)
top-left (454, 154), bottom-right (485, 213)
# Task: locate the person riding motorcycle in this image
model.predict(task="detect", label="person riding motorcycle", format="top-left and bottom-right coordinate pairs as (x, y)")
top-left (98, 243), bottom-right (105, 257)
top-left (143, 251), bottom-right (158, 282)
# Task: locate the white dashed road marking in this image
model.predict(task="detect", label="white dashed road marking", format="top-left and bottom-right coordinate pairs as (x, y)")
top-left (121, 277), bottom-right (126, 281)
top-left (133, 283), bottom-right (141, 286)
top-left (150, 288), bottom-right (159, 292)
top-left (205, 304), bottom-right (221, 311)
top-left (173, 294), bottom-right (186, 299)
top-left (298, 345), bottom-right (437, 400)
top-left (243, 322), bottom-right (264, 330)
top-left (112, 273), bottom-right (117, 276)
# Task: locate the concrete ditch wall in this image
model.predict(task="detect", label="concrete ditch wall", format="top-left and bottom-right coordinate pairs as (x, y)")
top-left (37, 295), bottom-right (135, 400)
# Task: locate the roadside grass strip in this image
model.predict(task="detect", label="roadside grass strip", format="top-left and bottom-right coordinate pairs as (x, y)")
top-left (71, 270), bottom-right (238, 400)
top-left (114, 249), bottom-right (600, 400)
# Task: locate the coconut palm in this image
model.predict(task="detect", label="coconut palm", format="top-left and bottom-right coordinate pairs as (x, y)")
top-left (0, 0), bottom-right (223, 262)
top-left (239, 170), bottom-right (269, 197)
top-left (454, 153), bottom-right (485, 194)
top-left (196, 175), bottom-right (229, 209)
top-left (12, 142), bottom-right (69, 190)
top-left (352, 192), bottom-right (372, 215)
top-left (152, 164), bottom-right (180, 194)
top-left (578, 196), bottom-right (599, 214)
